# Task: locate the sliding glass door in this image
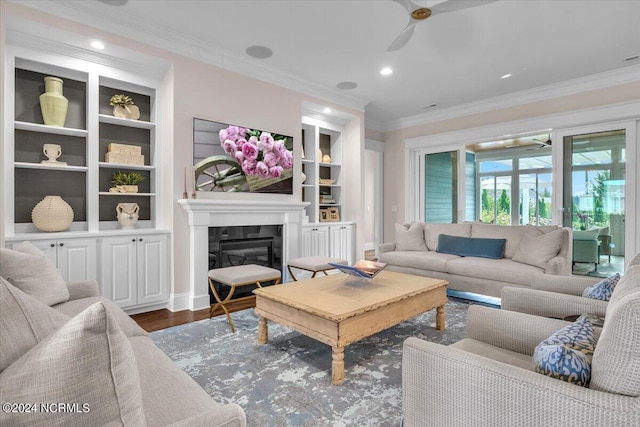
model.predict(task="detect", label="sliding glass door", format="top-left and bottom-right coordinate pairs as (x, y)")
top-left (559, 125), bottom-right (631, 272)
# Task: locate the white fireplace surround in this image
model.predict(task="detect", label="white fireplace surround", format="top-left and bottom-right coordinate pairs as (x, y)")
top-left (179, 198), bottom-right (309, 310)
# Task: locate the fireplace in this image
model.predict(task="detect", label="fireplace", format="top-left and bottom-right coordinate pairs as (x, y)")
top-left (178, 199), bottom-right (309, 310)
top-left (208, 225), bottom-right (282, 301)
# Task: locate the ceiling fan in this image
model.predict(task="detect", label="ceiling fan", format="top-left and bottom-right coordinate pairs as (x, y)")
top-left (533, 134), bottom-right (552, 147)
top-left (388, 0), bottom-right (497, 52)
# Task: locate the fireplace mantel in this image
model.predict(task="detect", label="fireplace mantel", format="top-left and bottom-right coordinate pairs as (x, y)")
top-left (179, 198), bottom-right (309, 310)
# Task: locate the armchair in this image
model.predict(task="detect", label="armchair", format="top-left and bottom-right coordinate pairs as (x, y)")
top-left (572, 229), bottom-right (600, 271)
top-left (402, 265), bottom-right (640, 426)
top-left (501, 273), bottom-right (605, 319)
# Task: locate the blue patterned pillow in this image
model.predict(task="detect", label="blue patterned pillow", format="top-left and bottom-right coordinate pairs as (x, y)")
top-left (533, 316), bottom-right (597, 386)
top-left (582, 273), bottom-right (621, 301)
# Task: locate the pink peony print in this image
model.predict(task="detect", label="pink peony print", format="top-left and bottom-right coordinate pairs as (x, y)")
top-left (269, 165), bottom-right (283, 178)
top-left (222, 140), bottom-right (237, 157)
top-left (263, 151), bottom-right (279, 168)
top-left (256, 161), bottom-right (270, 178)
top-left (242, 159), bottom-right (257, 176)
top-left (242, 142), bottom-right (259, 161)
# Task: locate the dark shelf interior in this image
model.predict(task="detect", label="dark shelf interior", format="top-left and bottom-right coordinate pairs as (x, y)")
top-left (99, 85), bottom-right (151, 122)
top-left (15, 68), bottom-right (86, 130)
top-left (14, 130), bottom-right (86, 167)
top-left (99, 195), bottom-right (151, 222)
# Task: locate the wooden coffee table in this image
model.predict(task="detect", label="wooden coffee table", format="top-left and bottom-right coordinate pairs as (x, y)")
top-left (253, 270), bottom-right (448, 385)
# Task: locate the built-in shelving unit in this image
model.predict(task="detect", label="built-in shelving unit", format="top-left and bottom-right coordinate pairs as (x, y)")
top-left (301, 118), bottom-right (343, 223)
top-left (5, 52), bottom-right (161, 234)
top-left (3, 44), bottom-right (169, 313)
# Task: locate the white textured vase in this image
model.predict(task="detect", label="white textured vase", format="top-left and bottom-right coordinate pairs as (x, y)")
top-left (31, 196), bottom-right (74, 232)
top-left (116, 203), bottom-right (139, 229)
top-left (39, 76), bottom-right (68, 127)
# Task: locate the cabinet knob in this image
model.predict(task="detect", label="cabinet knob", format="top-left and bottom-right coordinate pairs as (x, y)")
top-left (139, 238), bottom-right (143, 242)
top-left (132, 239), bottom-right (136, 242)
top-left (59, 243), bottom-right (64, 247)
top-left (50, 243), bottom-right (55, 247)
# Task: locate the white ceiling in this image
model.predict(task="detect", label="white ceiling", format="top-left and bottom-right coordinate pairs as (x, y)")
top-left (14, 0), bottom-right (640, 130)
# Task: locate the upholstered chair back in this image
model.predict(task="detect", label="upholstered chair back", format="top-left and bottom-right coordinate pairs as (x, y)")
top-left (590, 265), bottom-right (640, 396)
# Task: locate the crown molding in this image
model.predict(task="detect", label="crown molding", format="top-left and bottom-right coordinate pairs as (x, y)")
top-left (13, 0), bottom-right (369, 113)
top-left (382, 63), bottom-right (640, 132)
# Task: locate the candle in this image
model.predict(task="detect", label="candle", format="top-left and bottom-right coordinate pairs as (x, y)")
top-left (182, 167), bottom-right (188, 199)
top-left (191, 166), bottom-right (197, 199)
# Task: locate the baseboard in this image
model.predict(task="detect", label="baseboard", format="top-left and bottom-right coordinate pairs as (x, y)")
top-left (124, 301), bottom-right (169, 315)
top-left (168, 292), bottom-right (191, 312)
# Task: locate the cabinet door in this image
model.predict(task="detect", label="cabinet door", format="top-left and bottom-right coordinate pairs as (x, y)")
top-left (330, 225), bottom-right (354, 264)
top-left (301, 226), bottom-right (316, 258)
top-left (315, 226), bottom-right (330, 257)
top-left (136, 234), bottom-right (169, 305)
top-left (302, 226), bottom-right (330, 258)
top-left (100, 236), bottom-right (137, 308)
top-left (56, 238), bottom-right (97, 282)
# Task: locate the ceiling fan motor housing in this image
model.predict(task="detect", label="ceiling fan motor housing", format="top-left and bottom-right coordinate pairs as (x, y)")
top-left (411, 7), bottom-right (432, 20)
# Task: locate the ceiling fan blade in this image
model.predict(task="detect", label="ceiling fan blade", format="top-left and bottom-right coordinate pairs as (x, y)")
top-left (430, 0), bottom-right (497, 15)
top-left (391, 0), bottom-right (422, 14)
top-left (387, 21), bottom-right (417, 52)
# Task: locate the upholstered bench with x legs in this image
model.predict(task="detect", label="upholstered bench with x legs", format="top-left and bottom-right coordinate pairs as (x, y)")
top-left (287, 256), bottom-right (348, 281)
top-left (208, 264), bottom-right (281, 332)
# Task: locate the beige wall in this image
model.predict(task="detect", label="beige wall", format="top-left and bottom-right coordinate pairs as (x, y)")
top-left (382, 81), bottom-right (640, 241)
top-left (1, 3), bottom-right (365, 303)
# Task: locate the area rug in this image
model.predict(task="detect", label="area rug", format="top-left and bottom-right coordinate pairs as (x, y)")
top-left (150, 300), bottom-right (471, 427)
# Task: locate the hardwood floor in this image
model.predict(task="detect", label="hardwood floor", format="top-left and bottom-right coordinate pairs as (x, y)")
top-left (131, 296), bottom-right (257, 332)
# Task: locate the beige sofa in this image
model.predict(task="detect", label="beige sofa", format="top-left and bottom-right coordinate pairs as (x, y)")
top-left (379, 222), bottom-right (572, 297)
top-left (0, 243), bottom-right (246, 427)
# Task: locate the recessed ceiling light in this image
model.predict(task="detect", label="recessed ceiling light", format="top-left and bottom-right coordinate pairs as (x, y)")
top-left (501, 73), bottom-right (512, 79)
top-left (245, 45), bottom-right (273, 59)
top-left (380, 67), bottom-right (393, 76)
top-left (323, 107), bottom-right (331, 114)
top-left (336, 81), bottom-right (358, 90)
top-left (422, 104), bottom-right (437, 109)
top-left (91, 40), bottom-right (105, 50)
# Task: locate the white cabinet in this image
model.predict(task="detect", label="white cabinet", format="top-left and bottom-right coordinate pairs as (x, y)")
top-left (330, 224), bottom-right (355, 265)
top-left (301, 223), bottom-right (354, 264)
top-left (9, 238), bottom-right (96, 282)
top-left (99, 233), bottom-right (168, 309)
top-left (302, 225), bottom-right (330, 258)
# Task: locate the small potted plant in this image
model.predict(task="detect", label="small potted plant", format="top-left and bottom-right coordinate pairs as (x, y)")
top-left (111, 170), bottom-right (144, 193)
top-left (109, 94), bottom-right (140, 120)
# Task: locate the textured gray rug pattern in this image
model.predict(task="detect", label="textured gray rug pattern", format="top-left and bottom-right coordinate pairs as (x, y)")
top-left (150, 300), bottom-right (470, 426)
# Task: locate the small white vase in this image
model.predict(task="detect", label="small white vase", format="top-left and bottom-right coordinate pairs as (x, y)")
top-left (32, 195), bottom-right (74, 232)
top-left (116, 203), bottom-right (139, 229)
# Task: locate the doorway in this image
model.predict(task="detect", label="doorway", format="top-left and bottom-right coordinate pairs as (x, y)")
top-left (560, 128), bottom-right (627, 276)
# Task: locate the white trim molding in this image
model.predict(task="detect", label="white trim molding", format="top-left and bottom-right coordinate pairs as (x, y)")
top-left (384, 64), bottom-right (640, 132)
top-left (12, 1), bottom-right (369, 113)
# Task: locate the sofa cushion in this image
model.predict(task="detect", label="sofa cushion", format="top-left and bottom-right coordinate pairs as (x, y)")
top-left (0, 241), bottom-right (69, 306)
top-left (0, 302), bottom-right (147, 426)
top-left (470, 223), bottom-right (529, 259)
top-left (378, 251), bottom-right (459, 273)
top-left (451, 338), bottom-right (533, 370)
top-left (437, 234), bottom-right (506, 259)
top-left (423, 223), bottom-right (471, 251)
top-left (533, 316), bottom-right (597, 386)
top-left (591, 266), bottom-right (640, 396)
top-left (512, 227), bottom-right (564, 268)
top-left (628, 252), bottom-right (640, 267)
top-left (0, 277), bottom-right (71, 373)
top-left (446, 257), bottom-right (543, 286)
top-left (395, 222), bottom-right (427, 251)
top-left (54, 296), bottom-right (149, 337)
top-left (582, 273), bottom-right (621, 301)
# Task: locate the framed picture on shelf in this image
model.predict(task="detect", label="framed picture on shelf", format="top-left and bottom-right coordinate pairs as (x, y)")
top-left (319, 209), bottom-right (329, 222)
top-left (326, 207), bottom-right (340, 222)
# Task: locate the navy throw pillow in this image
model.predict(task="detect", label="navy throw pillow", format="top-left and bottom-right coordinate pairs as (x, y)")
top-left (436, 234), bottom-right (506, 259)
